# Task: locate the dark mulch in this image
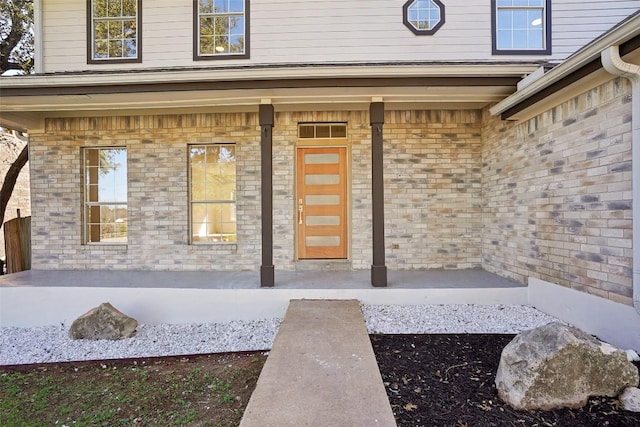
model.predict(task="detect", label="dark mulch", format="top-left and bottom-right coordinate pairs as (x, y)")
top-left (371, 334), bottom-right (640, 427)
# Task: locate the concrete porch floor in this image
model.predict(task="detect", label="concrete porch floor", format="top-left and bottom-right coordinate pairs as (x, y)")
top-left (0, 268), bottom-right (528, 327)
top-left (0, 268), bottom-right (523, 289)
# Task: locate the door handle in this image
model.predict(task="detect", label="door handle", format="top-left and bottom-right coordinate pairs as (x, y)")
top-left (298, 199), bottom-right (304, 225)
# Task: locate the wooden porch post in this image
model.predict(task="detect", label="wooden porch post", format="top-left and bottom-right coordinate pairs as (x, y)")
top-left (260, 103), bottom-right (275, 287)
top-left (370, 102), bottom-right (387, 287)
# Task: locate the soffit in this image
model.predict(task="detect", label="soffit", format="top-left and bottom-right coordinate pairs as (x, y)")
top-left (2, 63), bottom-right (540, 88)
top-left (1, 85), bottom-right (517, 112)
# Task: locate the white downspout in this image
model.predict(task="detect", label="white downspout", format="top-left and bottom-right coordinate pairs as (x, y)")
top-left (602, 46), bottom-right (640, 314)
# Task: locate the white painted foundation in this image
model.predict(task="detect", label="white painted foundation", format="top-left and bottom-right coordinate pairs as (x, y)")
top-left (529, 277), bottom-right (640, 351)
top-left (0, 286), bottom-right (527, 328)
top-left (4, 277), bottom-right (637, 352)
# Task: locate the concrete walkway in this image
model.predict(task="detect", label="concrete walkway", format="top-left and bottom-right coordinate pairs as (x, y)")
top-left (240, 299), bottom-right (397, 427)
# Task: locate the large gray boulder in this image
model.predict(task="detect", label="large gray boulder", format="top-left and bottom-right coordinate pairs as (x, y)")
top-left (69, 302), bottom-right (138, 340)
top-left (495, 322), bottom-right (639, 410)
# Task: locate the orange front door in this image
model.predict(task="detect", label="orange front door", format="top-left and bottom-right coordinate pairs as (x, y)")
top-left (296, 147), bottom-right (348, 259)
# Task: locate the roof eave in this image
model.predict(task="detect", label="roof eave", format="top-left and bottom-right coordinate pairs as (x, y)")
top-left (0, 63), bottom-right (541, 89)
top-left (489, 12), bottom-right (640, 119)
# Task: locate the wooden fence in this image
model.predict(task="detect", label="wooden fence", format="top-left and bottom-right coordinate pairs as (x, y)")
top-left (3, 215), bottom-right (31, 274)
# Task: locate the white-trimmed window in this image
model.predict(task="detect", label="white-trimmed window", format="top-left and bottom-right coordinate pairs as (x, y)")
top-left (194, 0), bottom-right (249, 60)
top-left (87, 0), bottom-right (142, 63)
top-left (492, 0), bottom-right (551, 55)
top-left (83, 148), bottom-right (128, 244)
top-left (402, 0), bottom-right (445, 35)
top-left (190, 144), bottom-right (237, 243)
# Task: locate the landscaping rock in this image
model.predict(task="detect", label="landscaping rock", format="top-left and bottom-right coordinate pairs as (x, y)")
top-left (620, 387), bottom-right (640, 412)
top-left (69, 302), bottom-right (137, 340)
top-left (495, 322), bottom-right (639, 410)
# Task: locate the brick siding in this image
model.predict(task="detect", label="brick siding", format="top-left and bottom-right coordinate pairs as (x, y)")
top-left (384, 110), bottom-right (483, 269)
top-left (25, 80), bottom-right (634, 306)
top-left (28, 109), bottom-right (483, 272)
top-left (30, 114), bottom-right (262, 271)
top-left (482, 77), bottom-right (633, 305)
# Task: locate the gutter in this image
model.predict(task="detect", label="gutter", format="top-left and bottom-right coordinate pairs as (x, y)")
top-left (0, 64), bottom-right (540, 89)
top-left (601, 46), bottom-right (640, 315)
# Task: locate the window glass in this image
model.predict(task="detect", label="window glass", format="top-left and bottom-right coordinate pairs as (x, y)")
top-left (315, 125), bottom-right (331, 139)
top-left (196, 0), bottom-right (247, 58)
top-left (330, 125), bottom-right (347, 138)
top-left (299, 125), bottom-right (315, 139)
top-left (408, 0), bottom-right (441, 30)
top-left (298, 124), bottom-right (348, 139)
top-left (190, 144), bottom-right (237, 243)
top-left (403, 0), bottom-right (445, 35)
top-left (494, 0), bottom-right (548, 53)
top-left (90, 0), bottom-right (140, 61)
top-left (84, 148), bottom-right (127, 244)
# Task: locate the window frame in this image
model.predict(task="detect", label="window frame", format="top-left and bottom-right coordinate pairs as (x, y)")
top-left (189, 143), bottom-right (238, 245)
top-left (193, 0), bottom-right (250, 61)
top-left (491, 0), bottom-right (552, 55)
top-left (298, 123), bottom-right (348, 140)
top-left (402, 0), bottom-right (445, 36)
top-left (82, 147), bottom-right (128, 245)
top-left (86, 0), bottom-right (142, 64)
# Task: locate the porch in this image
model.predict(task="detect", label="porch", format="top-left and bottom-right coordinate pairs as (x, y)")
top-left (0, 268), bottom-right (527, 327)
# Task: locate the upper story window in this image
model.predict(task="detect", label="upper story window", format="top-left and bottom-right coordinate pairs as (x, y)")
top-left (492, 0), bottom-right (551, 55)
top-left (87, 0), bottom-right (142, 63)
top-left (83, 148), bottom-right (128, 244)
top-left (194, 0), bottom-right (250, 60)
top-left (402, 0), bottom-right (445, 35)
top-left (190, 144), bottom-right (237, 244)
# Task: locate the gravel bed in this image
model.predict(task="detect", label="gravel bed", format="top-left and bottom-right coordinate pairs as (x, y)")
top-left (362, 304), bottom-right (560, 334)
top-left (1, 304), bottom-right (559, 365)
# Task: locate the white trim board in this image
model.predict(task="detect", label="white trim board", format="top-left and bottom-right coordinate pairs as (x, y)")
top-left (529, 277), bottom-right (640, 352)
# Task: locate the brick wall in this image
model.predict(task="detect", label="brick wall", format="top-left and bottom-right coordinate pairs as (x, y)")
top-left (24, 84), bottom-right (636, 305)
top-left (28, 109), bottom-right (484, 272)
top-left (25, 86), bottom-right (635, 305)
top-left (384, 110), bottom-right (483, 269)
top-left (482, 77), bottom-right (633, 305)
top-left (274, 110), bottom-right (483, 270)
top-left (30, 114), bottom-right (262, 271)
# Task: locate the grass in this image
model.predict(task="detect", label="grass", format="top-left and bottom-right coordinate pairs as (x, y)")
top-left (0, 352), bottom-right (266, 427)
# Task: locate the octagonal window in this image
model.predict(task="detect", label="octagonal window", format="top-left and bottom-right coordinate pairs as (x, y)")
top-left (403, 0), bottom-right (445, 35)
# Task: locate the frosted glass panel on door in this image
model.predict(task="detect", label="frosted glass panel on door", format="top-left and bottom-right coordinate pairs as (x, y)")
top-left (306, 215), bottom-right (340, 226)
top-left (305, 174), bottom-right (340, 185)
top-left (306, 195), bottom-right (340, 205)
top-left (305, 153), bottom-right (340, 164)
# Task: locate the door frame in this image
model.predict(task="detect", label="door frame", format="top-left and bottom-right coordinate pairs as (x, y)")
top-left (294, 139), bottom-right (351, 261)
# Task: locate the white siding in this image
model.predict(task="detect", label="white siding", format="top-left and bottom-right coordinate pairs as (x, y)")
top-left (41, 0), bottom-right (85, 72)
top-left (552, 0), bottom-right (640, 57)
top-left (41, 0), bottom-right (640, 73)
